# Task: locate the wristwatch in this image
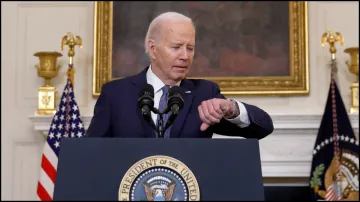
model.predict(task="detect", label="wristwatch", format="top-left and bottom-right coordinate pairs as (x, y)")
top-left (224, 99), bottom-right (239, 119)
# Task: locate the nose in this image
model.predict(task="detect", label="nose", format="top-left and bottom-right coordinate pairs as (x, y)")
top-left (179, 47), bottom-right (189, 60)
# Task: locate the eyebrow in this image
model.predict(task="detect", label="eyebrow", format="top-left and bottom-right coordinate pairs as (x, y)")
top-left (172, 42), bottom-right (195, 46)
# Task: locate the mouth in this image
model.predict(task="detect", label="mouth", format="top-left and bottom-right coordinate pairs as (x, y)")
top-left (173, 66), bottom-right (188, 69)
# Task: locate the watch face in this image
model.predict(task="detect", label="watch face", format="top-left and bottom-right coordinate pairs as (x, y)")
top-left (232, 100), bottom-right (238, 113)
top-left (230, 99), bottom-right (239, 117)
top-left (223, 99), bottom-right (237, 118)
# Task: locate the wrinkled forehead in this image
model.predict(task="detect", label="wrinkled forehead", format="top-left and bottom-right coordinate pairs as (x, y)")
top-left (160, 20), bottom-right (195, 44)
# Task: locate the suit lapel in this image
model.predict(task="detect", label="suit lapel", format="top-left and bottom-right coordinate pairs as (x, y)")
top-left (130, 67), bottom-right (156, 138)
top-left (170, 79), bottom-right (195, 138)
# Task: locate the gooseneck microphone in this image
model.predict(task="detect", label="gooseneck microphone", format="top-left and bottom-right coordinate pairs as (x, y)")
top-left (138, 84), bottom-right (185, 138)
top-left (138, 84), bottom-right (156, 129)
top-left (164, 86), bottom-right (185, 131)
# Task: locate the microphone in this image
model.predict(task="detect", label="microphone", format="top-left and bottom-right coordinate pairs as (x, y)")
top-left (138, 84), bottom-right (155, 126)
top-left (164, 86), bottom-right (185, 131)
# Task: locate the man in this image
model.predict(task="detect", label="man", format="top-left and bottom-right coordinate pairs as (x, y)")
top-left (86, 12), bottom-right (274, 139)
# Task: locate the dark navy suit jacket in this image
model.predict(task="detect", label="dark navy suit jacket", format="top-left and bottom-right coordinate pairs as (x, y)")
top-left (86, 67), bottom-right (274, 139)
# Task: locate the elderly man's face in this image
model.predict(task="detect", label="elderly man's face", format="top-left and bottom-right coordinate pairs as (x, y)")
top-left (150, 20), bottom-right (195, 84)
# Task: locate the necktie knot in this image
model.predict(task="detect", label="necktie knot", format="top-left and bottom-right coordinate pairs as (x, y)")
top-left (162, 85), bottom-right (170, 95)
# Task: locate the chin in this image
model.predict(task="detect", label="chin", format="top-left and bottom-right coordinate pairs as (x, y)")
top-left (171, 72), bottom-right (188, 81)
top-left (172, 76), bottom-right (186, 82)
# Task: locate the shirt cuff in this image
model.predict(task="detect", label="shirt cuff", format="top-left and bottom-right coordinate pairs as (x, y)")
top-left (224, 100), bottom-right (250, 128)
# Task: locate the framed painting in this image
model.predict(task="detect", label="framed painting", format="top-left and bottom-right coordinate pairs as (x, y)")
top-left (93, 1), bottom-right (308, 97)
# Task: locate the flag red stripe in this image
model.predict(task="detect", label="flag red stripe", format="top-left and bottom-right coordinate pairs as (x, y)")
top-left (37, 181), bottom-right (52, 201)
top-left (325, 187), bottom-right (342, 201)
top-left (327, 190), bottom-right (335, 199)
top-left (327, 193), bottom-right (335, 200)
top-left (41, 154), bottom-right (57, 183)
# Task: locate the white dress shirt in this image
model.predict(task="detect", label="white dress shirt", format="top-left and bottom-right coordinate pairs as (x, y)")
top-left (146, 65), bottom-right (250, 128)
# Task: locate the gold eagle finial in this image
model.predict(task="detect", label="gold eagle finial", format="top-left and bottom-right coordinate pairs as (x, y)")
top-left (321, 30), bottom-right (344, 60)
top-left (60, 32), bottom-right (82, 88)
top-left (61, 32), bottom-right (82, 58)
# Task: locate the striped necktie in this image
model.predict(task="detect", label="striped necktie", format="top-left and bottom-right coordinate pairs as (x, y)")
top-left (156, 85), bottom-right (171, 138)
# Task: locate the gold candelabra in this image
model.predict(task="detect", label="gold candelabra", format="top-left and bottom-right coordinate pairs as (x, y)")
top-left (34, 51), bottom-right (62, 115)
top-left (344, 47), bottom-right (359, 114)
top-left (33, 32), bottom-right (82, 115)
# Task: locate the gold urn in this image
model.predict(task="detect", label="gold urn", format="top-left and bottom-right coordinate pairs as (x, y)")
top-left (344, 47), bottom-right (359, 114)
top-left (34, 51), bottom-right (62, 115)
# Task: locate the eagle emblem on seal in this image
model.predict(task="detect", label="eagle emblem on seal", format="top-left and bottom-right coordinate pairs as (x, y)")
top-left (311, 149), bottom-right (359, 201)
top-left (143, 176), bottom-right (176, 201)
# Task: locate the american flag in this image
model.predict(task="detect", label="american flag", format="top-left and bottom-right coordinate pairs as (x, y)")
top-left (37, 78), bottom-right (85, 201)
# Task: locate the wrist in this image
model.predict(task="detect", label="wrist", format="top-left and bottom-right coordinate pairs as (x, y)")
top-left (223, 99), bottom-right (240, 119)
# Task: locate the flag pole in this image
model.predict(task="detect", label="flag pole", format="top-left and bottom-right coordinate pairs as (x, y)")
top-left (321, 30), bottom-right (344, 199)
top-left (61, 32), bottom-right (83, 88)
top-left (60, 32), bottom-right (82, 138)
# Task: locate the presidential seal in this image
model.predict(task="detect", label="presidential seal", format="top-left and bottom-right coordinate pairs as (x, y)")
top-left (118, 155), bottom-right (200, 201)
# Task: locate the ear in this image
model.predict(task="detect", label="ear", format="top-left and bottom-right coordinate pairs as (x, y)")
top-left (148, 39), bottom-right (157, 60)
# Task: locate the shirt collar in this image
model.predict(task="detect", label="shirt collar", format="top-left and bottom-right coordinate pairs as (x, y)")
top-left (146, 64), bottom-right (181, 93)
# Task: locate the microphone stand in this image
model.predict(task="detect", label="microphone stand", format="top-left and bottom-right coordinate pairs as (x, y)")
top-left (156, 113), bottom-right (165, 138)
top-left (148, 105), bottom-right (180, 139)
top-left (152, 107), bottom-right (166, 138)
top-left (155, 108), bottom-right (179, 139)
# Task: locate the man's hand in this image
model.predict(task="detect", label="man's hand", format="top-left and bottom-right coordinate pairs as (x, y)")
top-left (198, 98), bottom-right (234, 131)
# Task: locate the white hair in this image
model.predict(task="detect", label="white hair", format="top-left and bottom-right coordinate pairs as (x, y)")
top-left (144, 12), bottom-right (194, 57)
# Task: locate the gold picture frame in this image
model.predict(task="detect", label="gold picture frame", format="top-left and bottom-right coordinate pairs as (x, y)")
top-left (93, 1), bottom-right (309, 97)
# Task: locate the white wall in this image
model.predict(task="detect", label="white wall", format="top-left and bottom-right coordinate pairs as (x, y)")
top-left (1, 1), bottom-right (359, 200)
